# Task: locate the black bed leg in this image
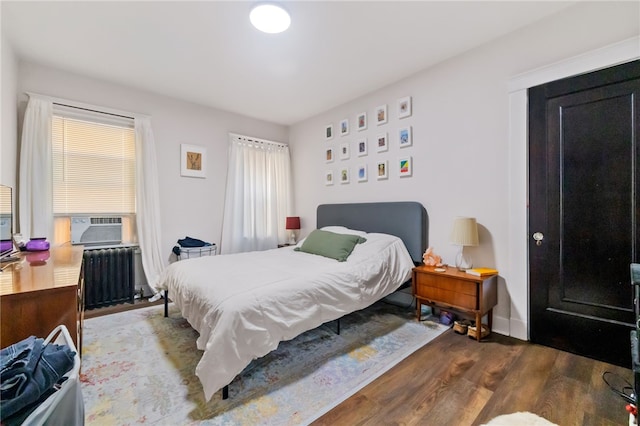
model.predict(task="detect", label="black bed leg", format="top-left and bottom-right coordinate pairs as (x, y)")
top-left (164, 290), bottom-right (168, 317)
top-left (222, 385), bottom-right (229, 400)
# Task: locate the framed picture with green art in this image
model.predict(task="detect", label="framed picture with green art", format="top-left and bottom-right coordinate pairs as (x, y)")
top-left (340, 167), bottom-right (350, 184)
top-left (399, 156), bottom-right (412, 177)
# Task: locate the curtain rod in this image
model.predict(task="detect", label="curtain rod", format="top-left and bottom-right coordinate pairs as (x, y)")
top-left (53, 102), bottom-right (134, 121)
top-left (230, 132), bottom-right (287, 148)
top-left (25, 92), bottom-right (150, 120)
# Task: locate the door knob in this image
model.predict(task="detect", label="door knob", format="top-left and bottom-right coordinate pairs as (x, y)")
top-left (533, 232), bottom-right (544, 246)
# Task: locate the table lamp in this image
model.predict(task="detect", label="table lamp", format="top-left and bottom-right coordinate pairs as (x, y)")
top-left (450, 217), bottom-right (479, 271)
top-left (285, 216), bottom-right (301, 244)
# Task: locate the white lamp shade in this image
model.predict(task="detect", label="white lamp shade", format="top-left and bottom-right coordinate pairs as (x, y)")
top-left (450, 217), bottom-right (479, 246)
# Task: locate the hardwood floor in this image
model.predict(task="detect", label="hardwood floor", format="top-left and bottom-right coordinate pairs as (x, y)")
top-left (312, 329), bottom-right (634, 426)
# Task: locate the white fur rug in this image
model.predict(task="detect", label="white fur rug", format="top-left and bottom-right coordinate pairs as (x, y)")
top-left (483, 412), bottom-right (558, 426)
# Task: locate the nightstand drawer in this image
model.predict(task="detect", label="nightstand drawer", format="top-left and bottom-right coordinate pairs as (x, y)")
top-left (414, 274), bottom-right (478, 297)
top-left (417, 284), bottom-right (478, 310)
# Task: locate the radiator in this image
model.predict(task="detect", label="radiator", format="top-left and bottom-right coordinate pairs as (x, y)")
top-left (83, 247), bottom-right (135, 310)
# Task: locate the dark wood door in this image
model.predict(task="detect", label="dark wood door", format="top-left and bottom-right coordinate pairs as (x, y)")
top-left (529, 60), bottom-right (640, 367)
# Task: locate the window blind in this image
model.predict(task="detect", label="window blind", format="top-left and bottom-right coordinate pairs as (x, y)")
top-left (52, 108), bottom-right (136, 215)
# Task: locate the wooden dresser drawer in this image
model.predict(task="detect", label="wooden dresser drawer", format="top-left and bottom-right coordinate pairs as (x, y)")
top-left (414, 273), bottom-right (478, 296)
top-left (416, 282), bottom-right (478, 310)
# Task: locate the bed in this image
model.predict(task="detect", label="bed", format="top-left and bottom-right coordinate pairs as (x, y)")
top-left (157, 201), bottom-right (427, 401)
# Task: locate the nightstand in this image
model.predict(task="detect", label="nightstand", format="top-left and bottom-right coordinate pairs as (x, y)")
top-left (412, 265), bottom-right (497, 341)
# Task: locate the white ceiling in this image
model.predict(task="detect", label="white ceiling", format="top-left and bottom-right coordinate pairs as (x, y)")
top-left (2, 1), bottom-right (577, 125)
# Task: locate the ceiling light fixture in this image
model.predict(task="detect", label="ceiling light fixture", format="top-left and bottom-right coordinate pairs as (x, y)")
top-left (250, 3), bottom-right (291, 34)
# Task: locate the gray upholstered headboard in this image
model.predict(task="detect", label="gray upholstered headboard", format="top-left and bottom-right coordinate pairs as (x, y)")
top-left (316, 202), bottom-right (428, 264)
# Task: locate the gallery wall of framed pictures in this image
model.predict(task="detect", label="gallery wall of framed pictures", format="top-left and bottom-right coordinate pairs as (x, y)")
top-left (323, 96), bottom-right (413, 186)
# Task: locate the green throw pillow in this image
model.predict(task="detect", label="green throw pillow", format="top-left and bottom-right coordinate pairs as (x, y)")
top-left (294, 229), bottom-right (366, 262)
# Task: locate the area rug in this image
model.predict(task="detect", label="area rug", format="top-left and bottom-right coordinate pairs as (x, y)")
top-left (80, 301), bottom-right (448, 425)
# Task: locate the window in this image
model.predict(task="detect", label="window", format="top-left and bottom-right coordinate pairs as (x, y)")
top-left (52, 105), bottom-right (135, 215)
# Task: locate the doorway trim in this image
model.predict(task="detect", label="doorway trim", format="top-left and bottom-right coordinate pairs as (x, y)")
top-left (507, 36), bottom-right (639, 341)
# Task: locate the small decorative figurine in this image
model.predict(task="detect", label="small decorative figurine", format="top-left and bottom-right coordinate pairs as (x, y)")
top-left (422, 246), bottom-right (443, 267)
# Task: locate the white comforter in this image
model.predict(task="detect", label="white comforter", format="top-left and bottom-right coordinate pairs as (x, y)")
top-left (157, 232), bottom-right (414, 401)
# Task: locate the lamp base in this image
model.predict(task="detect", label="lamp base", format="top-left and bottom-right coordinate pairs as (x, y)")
top-left (288, 231), bottom-right (297, 245)
top-left (455, 250), bottom-right (472, 271)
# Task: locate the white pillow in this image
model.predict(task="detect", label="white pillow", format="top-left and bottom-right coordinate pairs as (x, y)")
top-left (320, 226), bottom-right (368, 238)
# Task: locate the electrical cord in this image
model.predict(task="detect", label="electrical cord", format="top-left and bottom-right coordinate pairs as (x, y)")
top-left (602, 371), bottom-right (635, 405)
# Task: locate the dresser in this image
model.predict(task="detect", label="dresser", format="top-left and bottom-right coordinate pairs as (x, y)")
top-left (412, 265), bottom-right (497, 341)
top-left (0, 245), bottom-right (84, 350)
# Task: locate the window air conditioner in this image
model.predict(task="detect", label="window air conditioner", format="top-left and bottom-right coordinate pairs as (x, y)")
top-left (71, 217), bottom-right (122, 246)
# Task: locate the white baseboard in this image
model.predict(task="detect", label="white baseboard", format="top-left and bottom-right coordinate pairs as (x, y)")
top-left (509, 317), bottom-right (528, 341)
top-left (491, 314), bottom-right (511, 337)
top-left (488, 315), bottom-right (528, 341)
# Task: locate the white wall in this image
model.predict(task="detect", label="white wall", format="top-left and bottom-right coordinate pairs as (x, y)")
top-left (1, 36), bottom-right (18, 237)
top-left (13, 62), bottom-right (288, 262)
top-left (289, 1), bottom-right (640, 338)
top-left (1, 35), bottom-right (18, 188)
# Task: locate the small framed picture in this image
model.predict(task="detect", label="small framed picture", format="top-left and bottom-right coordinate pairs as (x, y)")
top-left (325, 124), bottom-right (333, 140)
top-left (181, 144), bottom-right (207, 178)
top-left (399, 156), bottom-right (413, 177)
top-left (340, 119), bottom-right (349, 136)
top-left (325, 170), bottom-right (334, 186)
top-left (376, 160), bottom-right (388, 180)
top-left (357, 165), bottom-right (368, 182)
top-left (357, 138), bottom-right (368, 157)
top-left (375, 104), bottom-right (388, 125)
top-left (326, 147), bottom-right (334, 163)
top-left (340, 168), bottom-right (350, 184)
top-left (340, 142), bottom-right (350, 160)
top-left (376, 133), bottom-right (388, 153)
top-left (357, 112), bottom-right (367, 131)
top-left (397, 96), bottom-right (412, 119)
top-left (399, 126), bottom-right (412, 148)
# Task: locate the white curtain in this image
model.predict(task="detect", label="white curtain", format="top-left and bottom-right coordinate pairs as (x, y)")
top-left (134, 117), bottom-right (165, 294)
top-left (18, 96), bottom-right (53, 241)
top-left (221, 134), bottom-right (292, 254)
